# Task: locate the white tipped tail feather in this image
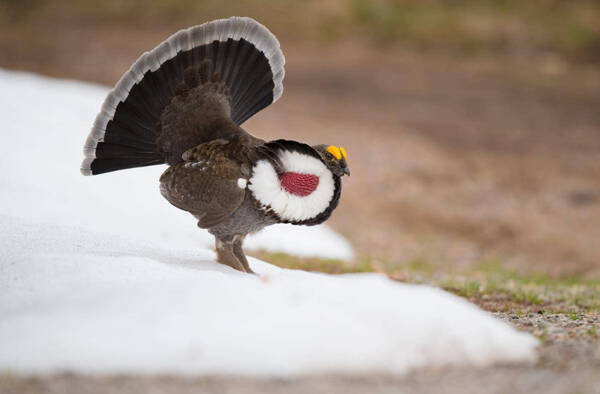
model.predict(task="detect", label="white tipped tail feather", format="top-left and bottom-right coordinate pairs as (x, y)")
top-left (81, 16), bottom-right (286, 176)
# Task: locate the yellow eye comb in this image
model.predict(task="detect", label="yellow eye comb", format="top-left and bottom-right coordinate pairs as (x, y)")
top-left (326, 145), bottom-right (342, 160)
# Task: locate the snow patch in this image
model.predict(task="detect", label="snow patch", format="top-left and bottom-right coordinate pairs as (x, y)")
top-left (246, 223), bottom-right (354, 260)
top-left (0, 215), bottom-right (537, 376)
top-left (0, 69), bottom-right (537, 376)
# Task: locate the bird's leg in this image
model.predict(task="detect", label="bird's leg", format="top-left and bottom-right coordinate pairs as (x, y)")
top-left (232, 235), bottom-right (255, 274)
top-left (215, 236), bottom-right (246, 273)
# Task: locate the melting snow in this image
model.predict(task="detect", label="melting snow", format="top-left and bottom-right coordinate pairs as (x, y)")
top-left (0, 69), bottom-right (537, 376)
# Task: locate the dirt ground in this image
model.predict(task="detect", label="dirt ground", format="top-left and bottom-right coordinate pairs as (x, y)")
top-left (2, 2), bottom-right (600, 392)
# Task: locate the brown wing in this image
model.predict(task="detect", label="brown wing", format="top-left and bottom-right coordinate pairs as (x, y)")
top-left (156, 64), bottom-right (258, 166)
top-left (159, 139), bottom-right (250, 228)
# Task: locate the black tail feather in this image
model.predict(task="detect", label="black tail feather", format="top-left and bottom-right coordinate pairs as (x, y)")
top-left (82, 17), bottom-right (285, 176)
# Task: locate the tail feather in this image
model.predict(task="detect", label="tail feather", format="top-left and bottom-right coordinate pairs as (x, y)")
top-left (83, 157), bottom-right (165, 176)
top-left (81, 16), bottom-right (285, 176)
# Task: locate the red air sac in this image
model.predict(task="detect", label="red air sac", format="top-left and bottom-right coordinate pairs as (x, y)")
top-left (279, 172), bottom-right (319, 197)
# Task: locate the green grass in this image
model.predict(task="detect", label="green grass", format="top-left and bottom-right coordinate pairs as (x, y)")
top-left (250, 251), bottom-right (373, 274)
top-left (451, 281), bottom-right (481, 298)
top-left (335, 0), bottom-right (600, 60)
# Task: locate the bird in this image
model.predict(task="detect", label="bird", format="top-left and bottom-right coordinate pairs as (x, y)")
top-left (81, 16), bottom-right (350, 274)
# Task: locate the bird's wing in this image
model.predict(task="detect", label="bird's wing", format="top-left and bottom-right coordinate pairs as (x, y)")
top-left (156, 66), bottom-right (261, 165)
top-left (159, 139), bottom-right (250, 228)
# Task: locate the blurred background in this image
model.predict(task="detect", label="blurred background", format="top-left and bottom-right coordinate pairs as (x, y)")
top-left (1, 0), bottom-right (599, 278)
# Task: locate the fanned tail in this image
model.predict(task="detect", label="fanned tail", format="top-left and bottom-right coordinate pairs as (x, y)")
top-left (81, 16), bottom-right (285, 176)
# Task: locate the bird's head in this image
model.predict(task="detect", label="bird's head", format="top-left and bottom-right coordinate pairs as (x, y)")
top-left (313, 145), bottom-right (350, 177)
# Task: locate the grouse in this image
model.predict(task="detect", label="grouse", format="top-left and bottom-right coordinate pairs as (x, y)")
top-left (81, 17), bottom-right (350, 273)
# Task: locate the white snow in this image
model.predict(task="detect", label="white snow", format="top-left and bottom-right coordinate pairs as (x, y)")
top-left (245, 223), bottom-right (353, 260)
top-left (0, 69), bottom-right (537, 376)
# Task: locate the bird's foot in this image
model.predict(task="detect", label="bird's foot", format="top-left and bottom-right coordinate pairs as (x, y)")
top-left (216, 253), bottom-right (248, 273)
top-left (215, 237), bottom-right (254, 274)
top-left (233, 239), bottom-right (255, 274)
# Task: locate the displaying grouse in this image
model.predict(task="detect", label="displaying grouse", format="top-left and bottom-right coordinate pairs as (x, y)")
top-left (81, 17), bottom-right (350, 273)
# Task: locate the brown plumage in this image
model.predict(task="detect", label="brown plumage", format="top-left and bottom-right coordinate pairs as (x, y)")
top-left (81, 17), bottom-right (349, 273)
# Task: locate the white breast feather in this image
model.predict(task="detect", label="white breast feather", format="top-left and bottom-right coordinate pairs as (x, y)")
top-left (248, 150), bottom-right (335, 222)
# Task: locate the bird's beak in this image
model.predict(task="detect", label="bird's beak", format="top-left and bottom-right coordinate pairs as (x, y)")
top-left (343, 167), bottom-right (351, 176)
